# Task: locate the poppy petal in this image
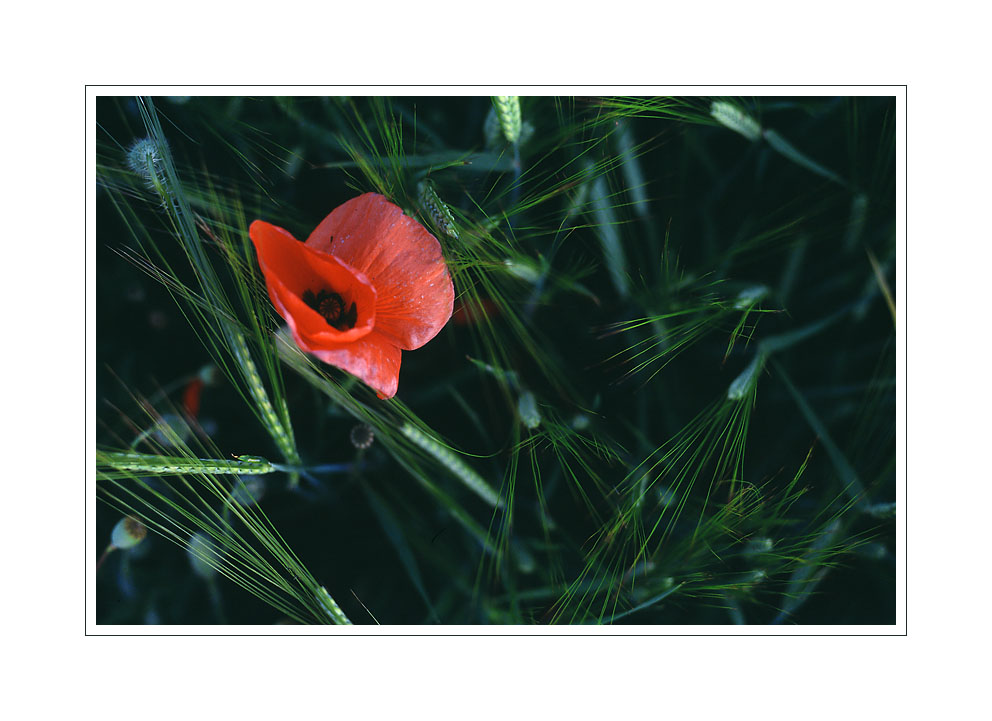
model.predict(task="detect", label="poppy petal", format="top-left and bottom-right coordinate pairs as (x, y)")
top-left (306, 193), bottom-right (455, 350)
top-left (264, 271), bottom-right (375, 348)
top-left (307, 331), bottom-right (402, 399)
top-left (250, 220), bottom-right (377, 345)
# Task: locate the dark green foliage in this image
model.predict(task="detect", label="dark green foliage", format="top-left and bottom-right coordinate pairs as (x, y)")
top-left (96, 96), bottom-right (896, 625)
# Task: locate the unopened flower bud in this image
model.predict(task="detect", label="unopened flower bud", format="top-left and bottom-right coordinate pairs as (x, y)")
top-left (111, 516), bottom-right (148, 550)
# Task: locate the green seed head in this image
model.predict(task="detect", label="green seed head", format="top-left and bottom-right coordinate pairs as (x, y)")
top-left (744, 537), bottom-right (774, 555)
top-left (492, 96), bottom-right (522, 144)
top-left (734, 284), bottom-right (770, 310)
top-left (728, 353), bottom-right (767, 401)
top-left (710, 101), bottom-right (762, 142)
top-left (418, 180), bottom-right (459, 240)
top-left (517, 391), bottom-right (542, 429)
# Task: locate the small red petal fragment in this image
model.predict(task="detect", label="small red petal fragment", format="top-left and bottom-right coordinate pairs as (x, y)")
top-left (452, 298), bottom-right (500, 326)
top-left (182, 377), bottom-right (204, 418)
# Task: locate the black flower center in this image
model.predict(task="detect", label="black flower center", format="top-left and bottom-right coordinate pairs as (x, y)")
top-left (319, 294), bottom-right (343, 320)
top-left (302, 289), bottom-right (358, 330)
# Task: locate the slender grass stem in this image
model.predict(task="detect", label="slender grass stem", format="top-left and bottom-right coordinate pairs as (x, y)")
top-left (132, 97), bottom-right (301, 477)
top-left (95, 546), bottom-right (114, 574)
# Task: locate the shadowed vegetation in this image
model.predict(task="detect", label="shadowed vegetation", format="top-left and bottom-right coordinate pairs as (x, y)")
top-left (96, 95), bottom-right (896, 625)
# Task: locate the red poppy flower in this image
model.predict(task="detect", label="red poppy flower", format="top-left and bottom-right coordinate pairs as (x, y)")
top-left (250, 193), bottom-right (455, 398)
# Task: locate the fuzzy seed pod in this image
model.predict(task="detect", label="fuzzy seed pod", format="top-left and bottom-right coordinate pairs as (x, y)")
top-left (125, 137), bottom-right (168, 192)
